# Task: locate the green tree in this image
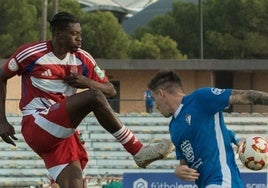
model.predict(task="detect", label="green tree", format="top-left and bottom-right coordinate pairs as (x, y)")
top-left (132, 1), bottom-right (199, 58)
top-left (128, 33), bottom-right (186, 59)
top-left (168, 1), bottom-right (200, 58)
top-left (0, 0), bottom-right (130, 59)
top-left (204, 0), bottom-right (268, 58)
top-left (133, 0), bottom-right (268, 59)
top-left (81, 11), bottom-right (129, 59)
top-left (0, 0), bottom-right (39, 57)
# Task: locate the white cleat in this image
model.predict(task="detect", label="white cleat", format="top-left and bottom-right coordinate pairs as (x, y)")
top-left (134, 139), bottom-right (174, 168)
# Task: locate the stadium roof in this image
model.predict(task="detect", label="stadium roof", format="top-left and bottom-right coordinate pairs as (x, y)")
top-left (77, 0), bottom-right (158, 18)
top-left (77, 0), bottom-right (195, 34)
top-left (121, 0), bottom-right (174, 34)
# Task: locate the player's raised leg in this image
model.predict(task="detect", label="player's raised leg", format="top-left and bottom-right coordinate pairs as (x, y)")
top-left (66, 89), bottom-right (174, 167)
top-left (56, 161), bottom-right (83, 188)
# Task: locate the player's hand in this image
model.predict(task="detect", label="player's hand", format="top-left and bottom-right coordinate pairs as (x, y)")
top-left (0, 121), bottom-right (17, 146)
top-left (63, 72), bottom-right (90, 89)
top-left (175, 164), bottom-right (199, 182)
top-left (236, 139), bottom-right (245, 153)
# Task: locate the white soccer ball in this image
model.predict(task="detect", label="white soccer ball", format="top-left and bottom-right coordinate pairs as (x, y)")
top-left (238, 136), bottom-right (268, 170)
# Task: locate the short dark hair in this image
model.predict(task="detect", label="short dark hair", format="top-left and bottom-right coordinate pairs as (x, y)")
top-left (148, 70), bottom-right (182, 91)
top-left (49, 12), bottom-right (79, 33)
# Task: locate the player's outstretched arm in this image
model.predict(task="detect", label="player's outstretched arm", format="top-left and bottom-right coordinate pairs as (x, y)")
top-left (229, 89), bottom-right (268, 105)
top-left (0, 67), bottom-right (17, 146)
top-left (63, 72), bottom-right (116, 97)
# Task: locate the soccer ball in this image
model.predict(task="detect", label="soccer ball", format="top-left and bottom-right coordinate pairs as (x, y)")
top-left (238, 136), bottom-right (268, 170)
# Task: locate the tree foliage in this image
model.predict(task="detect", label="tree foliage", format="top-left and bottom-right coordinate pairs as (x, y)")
top-left (0, 0), bottom-right (187, 59)
top-left (132, 1), bottom-right (199, 58)
top-left (204, 0), bottom-right (268, 58)
top-left (81, 11), bottom-right (129, 59)
top-left (0, 0), bottom-right (130, 59)
top-left (2, 0), bottom-right (267, 59)
top-left (128, 33), bottom-right (186, 59)
top-left (134, 0), bottom-right (268, 59)
top-left (0, 0), bottom-right (39, 57)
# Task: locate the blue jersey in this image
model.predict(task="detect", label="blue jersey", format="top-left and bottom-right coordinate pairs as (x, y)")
top-left (169, 87), bottom-right (244, 188)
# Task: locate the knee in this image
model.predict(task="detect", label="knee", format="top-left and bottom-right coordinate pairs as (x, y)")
top-left (86, 89), bottom-right (108, 106)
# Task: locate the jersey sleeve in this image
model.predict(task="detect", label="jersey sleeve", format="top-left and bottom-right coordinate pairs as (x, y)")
top-left (3, 45), bottom-right (27, 77)
top-left (195, 87), bottom-right (232, 113)
top-left (228, 129), bottom-right (240, 145)
top-left (3, 42), bottom-right (45, 77)
top-left (3, 56), bottom-right (20, 77)
top-left (176, 148), bottom-right (184, 160)
top-left (77, 49), bottom-right (109, 83)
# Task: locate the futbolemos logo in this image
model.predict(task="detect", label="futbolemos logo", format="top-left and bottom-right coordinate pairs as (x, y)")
top-left (133, 178), bottom-right (148, 188)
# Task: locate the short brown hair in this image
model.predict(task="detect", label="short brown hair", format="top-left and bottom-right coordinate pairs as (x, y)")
top-left (148, 70), bottom-right (182, 91)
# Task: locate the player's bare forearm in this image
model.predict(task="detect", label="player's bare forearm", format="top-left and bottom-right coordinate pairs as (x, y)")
top-left (175, 161), bottom-right (199, 182)
top-left (229, 89), bottom-right (268, 105)
top-left (64, 72), bottom-right (116, 97)
top-left (0, 70), bottom-right (8, 122)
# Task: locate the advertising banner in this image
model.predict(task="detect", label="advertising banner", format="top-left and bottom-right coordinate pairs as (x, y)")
top-left (123, 172), bottom-right (267, 188)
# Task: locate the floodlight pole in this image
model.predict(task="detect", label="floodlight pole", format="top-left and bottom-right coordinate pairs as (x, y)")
top-left (199, 0), bottom-right (204, 60)
top-left (41, 0), bottom-right (48, 41)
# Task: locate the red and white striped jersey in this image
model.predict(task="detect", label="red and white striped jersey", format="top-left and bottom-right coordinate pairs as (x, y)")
top-left (4, 41), bottom-right (108, 114)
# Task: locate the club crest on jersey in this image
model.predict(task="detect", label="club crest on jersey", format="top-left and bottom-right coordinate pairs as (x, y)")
top-left (211, 88), bottom-right (225, 95)
top-left (8, 58), bottom-right (19, 72)
top-left (185, 114), bottom-right (191, 126)
top-left (94, 65), bottom-right (105, 80)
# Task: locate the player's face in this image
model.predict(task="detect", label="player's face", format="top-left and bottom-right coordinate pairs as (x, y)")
top-left (152, 89), bottom-right (173, 117)
top-left (60, 23), bottom-right (82, 52)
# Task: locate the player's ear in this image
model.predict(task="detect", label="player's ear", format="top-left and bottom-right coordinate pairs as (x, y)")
top-left (54, 30), bottom-right (64, 39)
top-left (157, 88), bottom-right (165, 97)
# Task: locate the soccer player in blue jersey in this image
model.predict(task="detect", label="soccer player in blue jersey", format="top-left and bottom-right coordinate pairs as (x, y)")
top-left (148, 70), bottom-right (268, 188)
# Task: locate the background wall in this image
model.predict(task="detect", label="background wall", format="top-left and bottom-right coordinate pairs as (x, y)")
top-left (5, 69), bottom-right (268, 114)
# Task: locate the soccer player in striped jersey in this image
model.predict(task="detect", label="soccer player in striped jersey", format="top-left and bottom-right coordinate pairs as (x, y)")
top-left (0, 12), bottom-right (173, 188)
top-left (148, 70), bottom-right (268, 188)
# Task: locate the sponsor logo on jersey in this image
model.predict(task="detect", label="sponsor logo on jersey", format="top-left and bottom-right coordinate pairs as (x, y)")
top-left (94, 65), bottom-right (105, 80)
top-left (181, 140), bottom-right (194, 163)
top-left (41, 69), bottom-right (52, 76)
top-left (8, 58), bottom-right (19, 72)
top-left (211, 88), bottom-right (225, 95)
